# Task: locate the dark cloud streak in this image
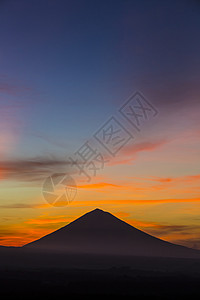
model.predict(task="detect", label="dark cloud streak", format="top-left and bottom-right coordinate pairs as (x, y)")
top-left (0, 156), bottom-right (75, 183)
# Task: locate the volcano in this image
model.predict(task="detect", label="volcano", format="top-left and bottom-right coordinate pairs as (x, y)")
top-left (24, 208), bottom-right (199, 258)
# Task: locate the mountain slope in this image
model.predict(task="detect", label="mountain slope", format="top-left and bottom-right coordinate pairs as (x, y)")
top-left (24, 208), bottom-right (200, 258)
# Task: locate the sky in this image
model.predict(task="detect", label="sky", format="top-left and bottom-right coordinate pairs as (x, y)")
top-left (0, 0), bottom-right (200, 249)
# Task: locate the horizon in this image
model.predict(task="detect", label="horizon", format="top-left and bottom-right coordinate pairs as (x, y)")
top-left (0, 0), bottom-right (200, 251)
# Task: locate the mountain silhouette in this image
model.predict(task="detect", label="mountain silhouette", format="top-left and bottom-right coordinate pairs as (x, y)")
top-left (24, 208), bottom-right (199, 258)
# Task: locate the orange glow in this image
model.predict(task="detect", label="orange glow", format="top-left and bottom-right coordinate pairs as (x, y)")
top-left (77, 182), bottom-right (121, 189)
top-left (26, 216), bottom-right (71, 225)
top-left (70, 198), bottom-right (200, 207)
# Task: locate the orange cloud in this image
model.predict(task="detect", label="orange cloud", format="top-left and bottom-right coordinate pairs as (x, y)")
top-left (26, 218), bottom-right (68, 225)
top-left (153, 177), bottom-right (173, 183)
top-left (77, 182), bottom-right (121, 189)
top-left (107, 139), bottom-right (167, 166)
top-left (71, 198), bottom-right (200, 207)
top-left (26, 215), bottom-right (72, 225)
top-left (3, 197), bottom-right (200, 212)
top-left (152, 174), bottom-right (200, 184)
top-left (127, 219), bottom-right (162, 228)
top-left (114, 211), bottom-right (130, 218)
top-left (122, 140), bottom-right (166, 155)
top-left (0, 226), bottom-right (52, 247)
top-left (183, 174), bottom-right (200, 182)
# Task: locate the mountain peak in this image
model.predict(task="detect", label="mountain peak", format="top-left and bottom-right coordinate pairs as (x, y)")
top-left (80, 208), bottom-right (110, 219)
top-left (89, 208), bottom-right (106, 214)
top-left (75, 208), bottom-right (116, 225)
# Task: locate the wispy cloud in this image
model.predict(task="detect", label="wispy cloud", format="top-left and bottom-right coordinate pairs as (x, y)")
top-left (0, 156), bottom-right (74, 183)
top-left (26, 215), bottom-right (71, 225)
top-left (107, 139), bottom-right (167, 166)
top-left (77, 182), bottom-right (121, 189)
top-left (0, 75), bottom-right (32, 97)
top-left (0, 226), bottom-right (53, 247)
top-left (152, 174), bottom-right (200, 183)
top-left (29, 131), bottom-right (71, 149)
top-left (70, 198), bottom-right (200, 207)
top-left (0, 203), bottom-right (37, 209)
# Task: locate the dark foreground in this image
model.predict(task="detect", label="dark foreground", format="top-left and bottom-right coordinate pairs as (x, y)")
top-left (1, 266), bottom-right (200, 299)
top-left (1, 250), bottom-right (200, 299)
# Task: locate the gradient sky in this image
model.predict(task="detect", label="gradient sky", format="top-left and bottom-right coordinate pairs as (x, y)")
top-left (0, 0), bottom-right (200, 249)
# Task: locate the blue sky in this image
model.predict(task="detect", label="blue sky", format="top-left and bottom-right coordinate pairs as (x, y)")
top-left (1, 0), bottom-right (200, 160)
